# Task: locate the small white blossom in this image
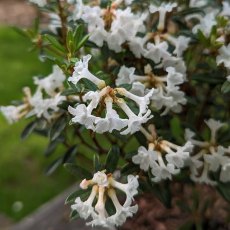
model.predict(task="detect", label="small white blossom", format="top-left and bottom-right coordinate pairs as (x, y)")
top-left (117, 99), bottom-right (153, 135)
top-left (163, 35), bottom-right (191, 57)
top-left (149, 2), bottom-right (177, 31)
top-left (220, 1), bottom-right (230, 17)
top-left (132, 145), bottom-right (158, 171)
top-left (192, 12), bottom-right (217, 37)
top-left (92, 171), bottom-right (109, 187)
top-left (0, 105), bottom-right (28, 124)
top-left (205, 119), bottom-right (225, 143)
top-left (68, 55), bottom-right (106, 88)
top-left (34, 65), bottom-right (65, 96)
top-left (216, 44), bottom-right (230, 69)
top-left (144, 41), bottom-right (171, 63)
top-left (185, 119), bottom-right (230, 185)
top-left (189, 0), bottom-right (207, 7)
top-left (27, 91), bottom-right (66, 120)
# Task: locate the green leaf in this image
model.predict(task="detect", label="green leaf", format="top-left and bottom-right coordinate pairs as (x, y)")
top-left (64, 163), bottom-right (92, 179)
top-left (217, 182), bottom-right (230, 202)
top-left (121, 163), bottom-right (140, 175)
top-left (62, 145), bottom-right (78, 163)
top-left (45, 157), bottom-right (63, 175)
top-left (76, 34), bottom-right (90, 50)
top-left (43, 34), bottom-right (66, 53)
top-left (44, 140), bottom-right (59, 156)
top-left (221, 80), bottom-right (230, 94)
top-left (49, 116), bottom-right (66, 141)
top-left (82, 78), bottom-right (98, 91)
top-left (105, 146), bottom-right (120, 173)
top-left (65, 188), bottom-right (91, 204)
top-left (73, 25), bottom-right (84, 46)
top-left (170, 116), bottom-right (183, 143)
top-left (93, 154), bottom-right (102, 172)
top-left (134, 131), bottom-right (147, 147)
top-left (21, 120), bottom-right (37, 140)
top-left (70, 210), bottom-right (80, 221)
top-left (175, 7), bottom-right (204, 17)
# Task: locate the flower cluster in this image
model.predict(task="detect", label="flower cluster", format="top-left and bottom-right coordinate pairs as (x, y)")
top-left (71, 171), bottom-right (139, 227)
top-left (132, 127), bottom-right (193, 182)
top-left (185, 119), bottom-right (230, 185)
top-left (0, 66), bottom-right (66, 123)
top-left (68, 55), bottom-right (154, 134)
top-left (116, 64), bottom-right (186, 115)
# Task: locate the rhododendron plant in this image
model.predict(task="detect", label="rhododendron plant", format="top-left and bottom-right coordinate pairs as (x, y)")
top-left (1, 0), bottom-right (230, 228)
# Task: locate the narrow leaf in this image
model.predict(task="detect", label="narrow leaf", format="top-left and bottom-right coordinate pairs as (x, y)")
top-left (105, 146), bottom-right (120, 173)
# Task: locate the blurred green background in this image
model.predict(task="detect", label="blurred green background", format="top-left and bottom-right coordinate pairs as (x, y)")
top-left (0, 26), bottom-right (75, 221)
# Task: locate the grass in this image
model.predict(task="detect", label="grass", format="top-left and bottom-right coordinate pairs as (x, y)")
top-left (0, 26), bottom-right (75, 221)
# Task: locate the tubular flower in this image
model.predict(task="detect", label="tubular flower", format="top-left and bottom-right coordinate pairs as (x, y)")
top-left (71, 171), bottom-right (139, 227)
top-left (68, 56), bottom-right (154, 134)
top-left (149, 2), bottom-right (177, 31)
top-left (185, 119), bottom-right (230, 185)
top-left (132, 140), bottom-right (193, 182)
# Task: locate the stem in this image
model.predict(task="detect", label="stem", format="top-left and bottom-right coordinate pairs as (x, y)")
top-left (75, 128), bottom-right (98, 152)
top-left (57, 0), bottom-right (68, 46)
top-left (140, 126), bottom-right (154, 142)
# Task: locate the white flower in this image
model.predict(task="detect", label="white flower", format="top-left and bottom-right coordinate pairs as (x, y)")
top-left (116, 88), bottom-right (154, 115)
top-left (144, 41), bottom-right (171, 63)
top-left (92, 172), bottom-right (109, 187)
top-left (34, 65), bottom-right (65, 96)
top-left (116, 66), bottom-right (136, 86)
top-left (27, 91), bottom-right (65, 120)
top-left (151, 160), bottom-right (180, 182)
top-left (191, 163), bottom-right (217, 185)
top-left (149, 2), bottom-right (177, 31)
top-left (48, 13), bottom-right (61, 34)
top-left (204, 118), bottom-right (225, 143)
top-left (29, 0), bottom-right (46, 7)
top-left (185, 119), bottom-right (230, 185)
top-left (107, 189), bottom-right (138, 226)
top-left (216, 44), bottom-right (230, 69)
top-left (0, 105), bottom-right (28, 124)
top-left (95, 96), bottom-right (127, 133)
top-left (189, 0), bottom-right (207, 7)
top-left (220, 1), bottom-right (230, 17)
top-left (160, 56), bottom-right (187, 76)
top-left (71, 0), bottom-right (84, 21)
top-left (124, 0), bottom-right (134, 5)
top-left (117, 100), bottom-right (153, 135)
top-left (164, 141), bottom-right (193, 168)
top-left (109, 174), bottom-right (139, 206)
top-left (128, 35), bottom-right (149, 58)
top-left (116, 66), bottom-right (150, 87)
top-left (68, 55), bottom-right (106, 88)
top-left (163, 35), bottom-right (191, 57)
top-left (166, 67), bottom-right (184, 89)
top-left (204, 146), bottom-right (227, 172)
top-left (192, 12), bottom-right (217, 37)
top-left (132, 145), bottom-right (158, 171)
top-left (71, 185), bottom-right (98, 219)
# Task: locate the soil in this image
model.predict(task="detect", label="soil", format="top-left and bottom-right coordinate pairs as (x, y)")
top-left (121, 183), bottom-right (230, 230)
